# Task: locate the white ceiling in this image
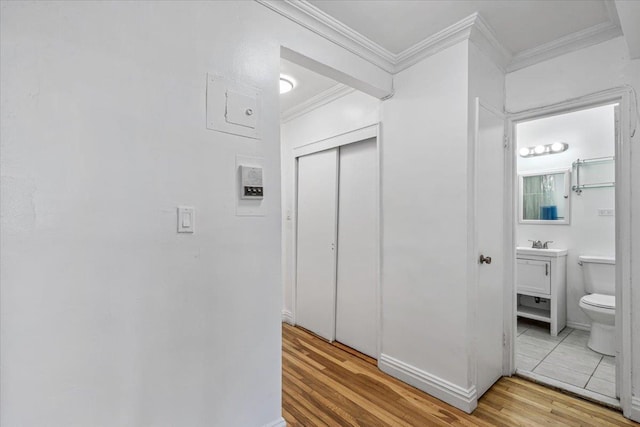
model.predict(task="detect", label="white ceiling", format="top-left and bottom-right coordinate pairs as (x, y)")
top-left (277, 0), bottom-right (627, 115)
top-left (307, 0), bottom-right (618, 55)
top-left (280, 58), bottom-right (340, 114)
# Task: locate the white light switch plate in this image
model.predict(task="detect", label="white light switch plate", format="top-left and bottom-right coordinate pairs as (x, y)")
top-left (177, 206), bottom-right (195, 233)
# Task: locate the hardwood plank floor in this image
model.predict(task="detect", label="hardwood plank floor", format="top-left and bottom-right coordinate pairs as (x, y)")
top-left (282, 323), bottom-right (637, 426)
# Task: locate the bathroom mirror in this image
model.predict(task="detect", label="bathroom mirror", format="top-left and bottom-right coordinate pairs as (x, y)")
top-left (519, 168), bottom-right (571, 225)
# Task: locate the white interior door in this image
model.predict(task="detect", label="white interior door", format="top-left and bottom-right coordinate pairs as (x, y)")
top-left (335, 138), bottom-right (378, 358)
top-left (476, 100), bottom-right (506, 397)
top-left (295, 148), bottom-right (339, 341)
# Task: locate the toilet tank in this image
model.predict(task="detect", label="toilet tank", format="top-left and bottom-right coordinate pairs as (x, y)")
top-left (579, 255), bottom-right (615, 295)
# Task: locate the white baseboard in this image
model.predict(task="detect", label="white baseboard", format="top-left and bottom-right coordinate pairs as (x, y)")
top-left (281, 309), bottom-right (294, 325)
top-left (628, 396), bottom-right (640, 423)
top-left (378, 354), bottom-right (477, 413)
top-left (566, 321), bottom-right (591, 331)
top-left (262, 416), bottom-right (287, 427)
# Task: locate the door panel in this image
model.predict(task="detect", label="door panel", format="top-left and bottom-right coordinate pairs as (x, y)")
top-left (476, 101), bottom-right (505, 397)
top-left (296, 148), bottom-right (339, 341)
top-left (517, 259), bottom-right (551, 295)
top-left (335, 138), bottom-right (378, 358)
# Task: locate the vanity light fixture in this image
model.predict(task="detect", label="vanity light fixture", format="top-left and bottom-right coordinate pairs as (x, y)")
top-left (519, 142), bottom-right (569, 158)
top-left (279, 75), bottom-right (295, 94)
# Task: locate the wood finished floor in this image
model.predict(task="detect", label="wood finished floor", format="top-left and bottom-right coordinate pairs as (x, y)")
top-left (282, 323), bottom-right (637, 426)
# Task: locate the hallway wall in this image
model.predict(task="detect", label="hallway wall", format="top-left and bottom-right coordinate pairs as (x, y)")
top-left (381, 39), bottom-right (472, 397)
top-left (0, 2), bottom-right (390, 426)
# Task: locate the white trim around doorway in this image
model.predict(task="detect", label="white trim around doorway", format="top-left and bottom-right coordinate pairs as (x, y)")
top-left (504, 87), bottom-right (634, 417)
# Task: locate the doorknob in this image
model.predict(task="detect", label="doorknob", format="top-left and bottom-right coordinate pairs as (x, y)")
top-left (479, 254), bottom-right (492, 264)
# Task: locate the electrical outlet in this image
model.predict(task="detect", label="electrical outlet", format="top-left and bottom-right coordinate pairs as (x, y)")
top-left (598, 209), bottom-right (614, 216)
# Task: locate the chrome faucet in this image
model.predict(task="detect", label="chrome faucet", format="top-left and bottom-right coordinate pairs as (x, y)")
top-left (528, 240), bottom-right (543, 249)
top-left (528, 240), bottom-right (553, 249)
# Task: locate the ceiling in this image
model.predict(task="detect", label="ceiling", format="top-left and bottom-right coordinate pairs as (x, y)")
top-left (307, 0), bottom-right (618, 55)
top-left (277, 0), bottom-right (627, 115)
top-left (280, 58), bottom-right (341, 115)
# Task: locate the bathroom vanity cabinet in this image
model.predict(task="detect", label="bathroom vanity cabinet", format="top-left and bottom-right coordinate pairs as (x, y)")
top-left (516, 247), bottom-right (568, 336)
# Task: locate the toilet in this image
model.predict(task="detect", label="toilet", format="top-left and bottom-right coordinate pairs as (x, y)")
top-left (578, 255), bottom-right (616, 356)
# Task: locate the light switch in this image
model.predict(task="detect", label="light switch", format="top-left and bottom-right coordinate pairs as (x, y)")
top-left (182, 212), bottom-right (191, 227)
top-left (177, 206), bottom-right (195, 233)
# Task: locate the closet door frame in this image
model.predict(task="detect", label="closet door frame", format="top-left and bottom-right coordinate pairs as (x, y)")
top-left (291, 124), bottom-right (382, 358)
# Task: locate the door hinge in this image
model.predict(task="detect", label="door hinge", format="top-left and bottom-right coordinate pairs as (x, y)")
top-left (503, 333), bottom-right (507, 347)
top-left (504, 136), bottom-right (509, 149)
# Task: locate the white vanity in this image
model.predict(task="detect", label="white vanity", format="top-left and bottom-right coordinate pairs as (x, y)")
top-left (516, 247), bottom-right (568, 336)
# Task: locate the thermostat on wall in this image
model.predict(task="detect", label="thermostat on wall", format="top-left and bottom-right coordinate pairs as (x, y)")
top-left (240, 165), bottom-right (263, 199)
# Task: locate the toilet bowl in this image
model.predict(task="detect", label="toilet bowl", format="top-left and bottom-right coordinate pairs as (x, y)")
top-left (579, 293), bottom-right (615, 356)
top-left (578, 255), bottom-right (616, 356)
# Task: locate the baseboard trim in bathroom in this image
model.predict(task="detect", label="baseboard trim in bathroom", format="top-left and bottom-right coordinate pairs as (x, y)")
top-left (515, 369), bottom-right (620, 410)
top-left (379, 353), bottom-right (477, 413)
top-left (566, 321), bottom-right (591, 331)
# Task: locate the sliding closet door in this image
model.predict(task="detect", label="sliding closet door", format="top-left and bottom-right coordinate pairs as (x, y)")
top-left (296, 148), bottom-right (339, 341)
top-left (335, 138), bottom-right (378, 358)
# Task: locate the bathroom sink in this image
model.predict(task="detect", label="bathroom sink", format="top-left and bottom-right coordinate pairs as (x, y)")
top-left (516, 247), bottom-right (568, 257)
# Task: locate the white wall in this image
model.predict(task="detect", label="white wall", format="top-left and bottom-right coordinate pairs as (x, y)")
top-left (506, 36), bottom-right (640, 420)
top-left (282, 40), bottom-right (507, 412)
top-left (0, 2), bottom-right (390, 426)
top-left (280, 90), bottom-right (381, 317)
top-left (517, 105), bottom-right (616, 328)
top-left (381, 41), bottom-right (471, 388)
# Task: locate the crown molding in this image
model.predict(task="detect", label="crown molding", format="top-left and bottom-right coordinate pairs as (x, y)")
top-left (507, 20), bottom-right (623, 72)
top-left (256, 0), bottom-right (395, 73)
top-left (391, 13), bottom-right (512, 73)
top-left (393, 13), bottom-right (477, 72)
top-left (468, 13), bottom-right (513, 72)
top-left (281, 83), bottom-right (355, 123)
top-left (604, 0), bottom-right (621, 27)
top-left (258, 0), bottom-right (622, 75)
top-left (470, 13), bottom-right (513, 72)
top-left (614, 0), bottom-right (640, 59)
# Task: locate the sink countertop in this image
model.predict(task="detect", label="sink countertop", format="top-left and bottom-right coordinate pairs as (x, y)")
top-left (516, 247), bottom-right (568, 257)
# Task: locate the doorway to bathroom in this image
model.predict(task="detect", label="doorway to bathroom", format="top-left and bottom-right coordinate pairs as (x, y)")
top-left (510, 100), bottom-right (624, 408)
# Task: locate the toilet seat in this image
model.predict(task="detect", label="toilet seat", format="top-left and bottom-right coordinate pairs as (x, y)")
top-left (581, 293), bottom-right (615, 309)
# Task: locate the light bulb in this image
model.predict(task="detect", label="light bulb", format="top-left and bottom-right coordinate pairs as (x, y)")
top-left (519, 147), bottom-right (531, 157)
top-left (534, 145), bottom-right (546, 155)
top-left (279, 77), bottom-right (294, 94)
top-left (551, 142), bottom-right (565, 152)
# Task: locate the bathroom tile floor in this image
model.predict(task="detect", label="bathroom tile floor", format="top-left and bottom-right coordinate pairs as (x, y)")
top-left (516, 318), bottom-right (617, 399)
